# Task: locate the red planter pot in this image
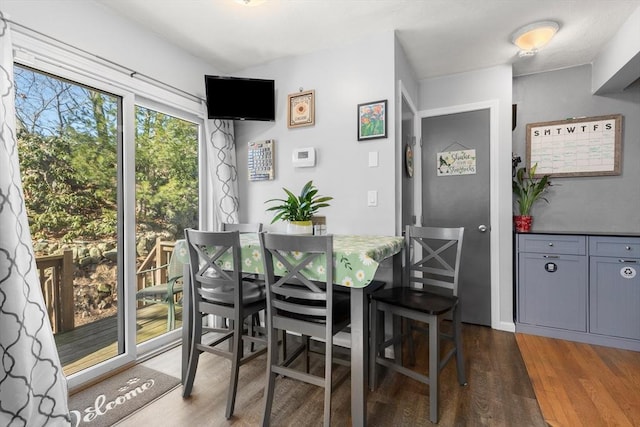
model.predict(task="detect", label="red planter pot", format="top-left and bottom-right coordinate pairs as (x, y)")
top-left (514, 215), bottom-right (533, 232)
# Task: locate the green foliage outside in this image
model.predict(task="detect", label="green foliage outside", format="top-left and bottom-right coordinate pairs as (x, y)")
top-left (135, 106), bottom-right (199, 236)
top-left (15, 66), bottom-right (198, 242)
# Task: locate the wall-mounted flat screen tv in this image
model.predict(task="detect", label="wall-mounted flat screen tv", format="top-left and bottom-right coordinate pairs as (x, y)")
top-left (205, 75), bottom-right (275, 121)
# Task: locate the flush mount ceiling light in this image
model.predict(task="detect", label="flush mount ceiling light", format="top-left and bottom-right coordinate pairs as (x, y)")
top-left (512, 21), bottom-right (559, 57)
top-left (234, 0), bottom-right (266, 6)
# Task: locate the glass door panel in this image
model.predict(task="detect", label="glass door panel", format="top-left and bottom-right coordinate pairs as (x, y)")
top-left (14, 65), bottom-right (122, 376)
top-left (134, 105), bottom-right (198, 344)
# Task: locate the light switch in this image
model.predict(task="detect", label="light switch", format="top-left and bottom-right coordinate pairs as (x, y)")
top-left (367, 190), bottom-right (377, 207)
top-left (368, 151), bottom-right (378, 167)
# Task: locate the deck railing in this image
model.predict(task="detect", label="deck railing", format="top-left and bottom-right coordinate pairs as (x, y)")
top-left (36, 250), bottom-right (74, 333)
top-left (136, 239), bottom-right (176, 299)
top-left (35, 240), bottom-right (176, 333)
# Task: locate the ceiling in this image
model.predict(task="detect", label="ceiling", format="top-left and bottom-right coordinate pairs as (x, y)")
top-left (95, 0), bottom-right (640, 80)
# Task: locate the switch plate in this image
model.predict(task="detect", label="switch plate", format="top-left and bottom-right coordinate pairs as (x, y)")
top-left (368, 151), bottom-right (378, 167)
top-left (367, 190), bottom-right (377, 207)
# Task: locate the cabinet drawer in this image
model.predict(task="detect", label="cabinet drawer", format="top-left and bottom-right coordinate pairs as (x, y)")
top-left (518, 234), bottom-right (586, 255)
top-left (589, 236), bottom-right (640, 258)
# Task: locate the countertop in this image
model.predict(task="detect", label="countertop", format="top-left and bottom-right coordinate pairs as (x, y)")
top-left (515, 230), bottom-right (640, 238)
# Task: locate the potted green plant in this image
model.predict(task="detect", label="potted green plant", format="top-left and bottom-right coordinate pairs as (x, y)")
top-left (512, 163), bottom-right (552, 232)
top-left (265, 180), bottom-right (333, 235)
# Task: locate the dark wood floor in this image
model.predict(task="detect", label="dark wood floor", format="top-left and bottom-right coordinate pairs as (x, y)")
top-left (116, 324), bottom-right (546, 426)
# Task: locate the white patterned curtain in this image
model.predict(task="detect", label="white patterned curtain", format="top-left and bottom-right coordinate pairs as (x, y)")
top-left (0, 13), bottom-right (71, 426)
top-left (204, 116), bottom-right (240, 230)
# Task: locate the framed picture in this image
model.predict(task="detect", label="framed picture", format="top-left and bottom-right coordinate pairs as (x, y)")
top-left (357, 99), bottom-right (387, 141)
top-left (287, 90), bottom-right (315, 128)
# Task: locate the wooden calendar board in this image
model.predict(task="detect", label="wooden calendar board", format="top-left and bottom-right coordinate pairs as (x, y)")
top-left (526, 114), bottom-right (622, 177)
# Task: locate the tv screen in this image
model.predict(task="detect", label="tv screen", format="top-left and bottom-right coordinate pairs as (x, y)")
top-left (205, 75), bottom-right (275, 121)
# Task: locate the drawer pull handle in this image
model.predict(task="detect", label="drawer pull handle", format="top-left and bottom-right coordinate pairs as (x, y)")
top-left (543, 255), bottom-right (559, 259)
top-left (548, 242), bottom-right (554, 247)
top-left (626, 246), bottom-right (631, 250)
top-left (619, 259), bottom-right (638, 264)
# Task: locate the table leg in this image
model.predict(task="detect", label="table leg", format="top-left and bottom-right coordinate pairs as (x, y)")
top-left (385, 251), bottom-right (403, 361)
top-left (353, 248), bottom-right (403, 421)
top-left (350, 286), bottom-right (368, 427)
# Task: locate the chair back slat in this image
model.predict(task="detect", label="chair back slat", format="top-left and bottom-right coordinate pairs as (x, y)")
top-left (404, 225), bottom-right (464, 296)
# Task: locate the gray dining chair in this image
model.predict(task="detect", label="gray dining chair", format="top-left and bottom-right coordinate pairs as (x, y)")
top-left (221, 222), bottom-right (263, 233)
top-left (369, 225), bottom-right (467, 424)
top-left (258, 233), bottom-right (350, 427)
top-left (182, 229), bottom-right (267, 419)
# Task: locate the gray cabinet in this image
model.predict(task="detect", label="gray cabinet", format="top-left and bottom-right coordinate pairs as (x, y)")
top-left (516, 232), bottom-right (640, 351)
top-left (589, 237), bottom-right (640, 340)
top-left (517, 234), bottom-right (587, 331)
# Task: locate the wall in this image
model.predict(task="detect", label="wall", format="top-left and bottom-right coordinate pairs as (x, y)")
top-left (513, 64), bottom-right (640, 233)
top-left (234, 31), bottom-right (397, 236)
top-left (1, 0), bottom-right (216, 101)
top-left (418, 65), bottom-right (514, 330)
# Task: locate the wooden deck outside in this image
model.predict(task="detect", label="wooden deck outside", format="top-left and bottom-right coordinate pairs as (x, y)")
top-left (54, 304), bottom-right (182, 376)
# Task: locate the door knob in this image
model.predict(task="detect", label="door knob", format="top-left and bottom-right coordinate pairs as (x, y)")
top-left (478, 224), bottom-right (488, 232)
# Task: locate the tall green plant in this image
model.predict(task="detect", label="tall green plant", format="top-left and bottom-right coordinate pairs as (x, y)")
top-left (265, 181), bottom-right (332, 223)
top-left (512, 163), bottom-right (552, 216)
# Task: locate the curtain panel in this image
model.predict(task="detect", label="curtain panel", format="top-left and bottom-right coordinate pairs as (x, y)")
top-left (0, 13), bottom-right (71, 426)
top-left (205, 117), bottom-right (240, 230)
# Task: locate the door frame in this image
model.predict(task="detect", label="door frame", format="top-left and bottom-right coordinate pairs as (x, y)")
top-left (397, 80), bottom-right (419, 236)
top-left (414, 100), bottom-right (504, 330)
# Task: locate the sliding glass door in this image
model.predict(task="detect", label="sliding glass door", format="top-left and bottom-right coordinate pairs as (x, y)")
top-left (14, 63), bottom-right (203, 385)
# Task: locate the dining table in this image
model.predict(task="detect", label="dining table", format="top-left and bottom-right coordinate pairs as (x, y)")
top-left (179, 232), bottom-right (404, 426)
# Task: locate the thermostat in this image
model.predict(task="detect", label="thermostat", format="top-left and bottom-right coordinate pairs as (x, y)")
top-left (292, 147), bottom-right (316, 168)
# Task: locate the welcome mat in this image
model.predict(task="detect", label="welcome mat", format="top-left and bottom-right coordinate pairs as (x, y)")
top-left (68, 365), bottom-right (180, 427)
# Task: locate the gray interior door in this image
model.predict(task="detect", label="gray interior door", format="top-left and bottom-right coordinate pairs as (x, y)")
top-left (421, 109), bottom-right (491, 325)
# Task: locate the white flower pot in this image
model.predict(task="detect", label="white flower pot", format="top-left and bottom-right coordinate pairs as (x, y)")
top-left (286, 221), bottom-right (313, 235)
